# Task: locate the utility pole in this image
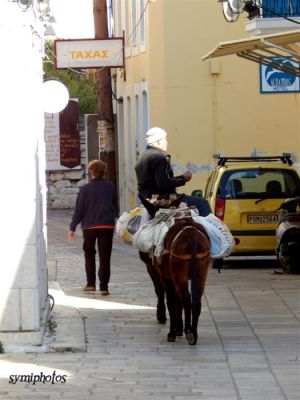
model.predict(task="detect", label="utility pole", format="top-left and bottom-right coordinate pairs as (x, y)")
top-left (93, 0), bottom-right (117, 188)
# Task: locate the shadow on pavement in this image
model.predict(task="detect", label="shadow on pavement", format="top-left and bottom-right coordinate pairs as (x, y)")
top-left (221, 257), bottom-right (281, 270)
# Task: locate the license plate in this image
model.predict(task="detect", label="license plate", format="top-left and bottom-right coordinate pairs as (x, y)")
top-left (247, 214), bottom-right (278, 224)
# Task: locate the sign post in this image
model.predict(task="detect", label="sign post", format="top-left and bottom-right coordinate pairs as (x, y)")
top-left (54, 28), bottom-right (124, 206)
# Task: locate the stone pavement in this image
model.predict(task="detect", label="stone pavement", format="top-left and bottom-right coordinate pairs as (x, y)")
top-left (0, 209), bottom-right (299, 399)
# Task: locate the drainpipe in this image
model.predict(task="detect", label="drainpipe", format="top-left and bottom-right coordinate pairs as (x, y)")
top-left (210, 59), bottom-right (221, 155)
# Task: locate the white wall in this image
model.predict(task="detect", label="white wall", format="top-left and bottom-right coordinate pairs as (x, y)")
top-left (0, 3), bottom-right (49, 347)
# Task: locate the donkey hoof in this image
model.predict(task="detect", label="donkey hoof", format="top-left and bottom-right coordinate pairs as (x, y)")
top-left (185, 332), bottom-right (197, 345)
top-left (157, 316), bottom-right (167, 324)
top-left (167, 331), bottom-right (176, 342)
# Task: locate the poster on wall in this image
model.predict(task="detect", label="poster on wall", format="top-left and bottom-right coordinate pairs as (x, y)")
top-left (59, 100), bottom-right (81, 168)
top-left (44, 100), bottom-right (81, 170)
top-left (260, 57), bottom-right (300, 94)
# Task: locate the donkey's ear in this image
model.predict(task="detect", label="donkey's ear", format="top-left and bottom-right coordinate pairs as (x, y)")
top-left (138, 195), bottom-right (159, 217)
top-left (170, 194), bottom-right (184, 209)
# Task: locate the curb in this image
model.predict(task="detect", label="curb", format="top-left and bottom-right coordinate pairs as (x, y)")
top-left (48, 281), bottom-right (87, 353)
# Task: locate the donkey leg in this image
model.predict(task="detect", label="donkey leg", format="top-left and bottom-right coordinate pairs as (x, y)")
top-left (175, 284), bottom-right (190, 337)
top-left (173, 267), bottom-right (193, 344)
top-left (187, 267), bottom-right (201, 346)
top-left (148, 265), bottom-right (166, 324)
top-left (156, 284), bottom-right (167, 324)
top-left (182, 288), bottom-right (192, 336)
top-left (163, 277), bottom-right (178, 342)
top-left (140, 252), bottom-right (166, 323)
top-left (177, 285), bottom-right (194, 344)
top-left (190, 275), bottom-right (209, 345)
top-left (190, 300), bottom-right (201, 345)
top-left (175, 294), bottom-right (183, 336)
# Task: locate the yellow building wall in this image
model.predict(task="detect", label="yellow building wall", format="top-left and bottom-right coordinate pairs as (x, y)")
top-left (116, 0), bottom-right (300, 206)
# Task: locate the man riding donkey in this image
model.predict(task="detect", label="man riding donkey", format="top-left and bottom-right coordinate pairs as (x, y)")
top-left (134, 127), bottom-right (212, 343)
top-left (135, 127), bottom-right (211, 217)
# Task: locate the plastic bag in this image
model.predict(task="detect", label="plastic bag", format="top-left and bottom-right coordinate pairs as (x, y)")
top-left (133, 209), bottom-right (176, 253)
top-left (116, 207), bottom-right (149, 245)
top-left (193, 213), bottom-right (234, 258)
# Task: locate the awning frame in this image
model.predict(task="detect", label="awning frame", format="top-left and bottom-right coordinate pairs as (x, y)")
top-left (202, 29), bottom-right (300, 77)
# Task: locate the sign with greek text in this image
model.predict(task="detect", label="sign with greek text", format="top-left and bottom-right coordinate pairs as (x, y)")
top-left (260, 57), bottom-right (300, 93)
top-left (59, 100), bottom-right (81, 169)
top-left (44, 100), bottom-right (81, 170)
top-left (44, 113), bottom-right (61, 170)
top-left (54, 38), bottom-right (124, 69)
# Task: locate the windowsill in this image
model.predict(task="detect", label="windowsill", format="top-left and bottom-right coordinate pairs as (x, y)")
top-left (125, 46), bottom-right (132, 58)
top-left (140, 43), bottom-right (146, 53)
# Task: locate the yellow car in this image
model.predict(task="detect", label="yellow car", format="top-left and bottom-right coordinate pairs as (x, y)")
top-left (204, 154), bottom-right (300, 267)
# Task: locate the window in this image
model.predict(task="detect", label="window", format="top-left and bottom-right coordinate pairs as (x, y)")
top-left (142, 90), bottom-right (148, 148)
top-left (107, 0), bottom-right (114, 37)
top-left (116, 0), bottom-right (122, 37)
top-left (131, 0), bottom-right (137, 46)
top-left (139, 0), bottom-right (145, 48)
top-left (127, 96), bottom-right (134, 191)
top-left (125, 0), bottom-right (130, 44)
top-left (220, 169), bottom-right (300, 199)
top-left (117, 98), bottom-right (127, 212)
top-left (135, 95), bottom-right (141, 159)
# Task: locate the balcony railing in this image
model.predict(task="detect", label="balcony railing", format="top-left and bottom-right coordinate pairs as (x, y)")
top-left (262, 0), bottom-right (300, 18)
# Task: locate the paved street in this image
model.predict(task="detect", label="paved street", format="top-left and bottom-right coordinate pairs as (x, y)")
top-left (0, 209), bottom-right (299, 399)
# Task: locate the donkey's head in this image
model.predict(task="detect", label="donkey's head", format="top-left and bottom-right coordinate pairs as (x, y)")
top-left (138, 194), bottom-right (184, 218)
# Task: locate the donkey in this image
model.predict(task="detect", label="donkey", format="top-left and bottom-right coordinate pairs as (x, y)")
top-left (138, 195), bottom-right (211, 345)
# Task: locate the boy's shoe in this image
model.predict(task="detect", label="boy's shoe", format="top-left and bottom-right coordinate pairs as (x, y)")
top-left (83, 285), bottom-right (96, 292)
top-left (100, 289), bottom-right (110, 296)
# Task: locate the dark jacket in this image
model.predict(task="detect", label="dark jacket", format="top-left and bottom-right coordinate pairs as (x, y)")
top-left (70, 178), bottom-right (116, 231)
top-left (135, 146), bottom-right (186, 198)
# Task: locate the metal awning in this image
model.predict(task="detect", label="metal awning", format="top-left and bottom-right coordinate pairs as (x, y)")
top-left (202, 29), bottom-right (300, 77)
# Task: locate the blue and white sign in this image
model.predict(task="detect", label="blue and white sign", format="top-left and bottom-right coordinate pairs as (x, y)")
top-left (260, 57), bottom-right (300, 94)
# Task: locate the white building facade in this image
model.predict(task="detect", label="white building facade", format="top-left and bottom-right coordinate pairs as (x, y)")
top-left (0, 2), bottom-right (49, 349)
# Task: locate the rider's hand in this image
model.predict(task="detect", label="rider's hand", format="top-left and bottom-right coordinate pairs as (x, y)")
top-left (183, 171), bottom-right (192, 182)
top-left (67, 231), bottom-right (75, 241)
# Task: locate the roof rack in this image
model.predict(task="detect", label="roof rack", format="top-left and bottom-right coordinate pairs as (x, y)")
top-left (214, 153), bottom-right (292, 167)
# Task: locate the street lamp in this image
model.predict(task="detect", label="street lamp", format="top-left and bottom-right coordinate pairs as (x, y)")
top-left (43, 78), bottom-right (69, 114)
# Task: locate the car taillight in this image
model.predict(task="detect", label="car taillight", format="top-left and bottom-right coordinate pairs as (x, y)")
top-left (215, 196), bottom-right (225, 221)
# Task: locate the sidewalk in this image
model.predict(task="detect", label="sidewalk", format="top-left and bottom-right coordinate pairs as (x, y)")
top-left (0, 209), bottom-right (299, 400)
